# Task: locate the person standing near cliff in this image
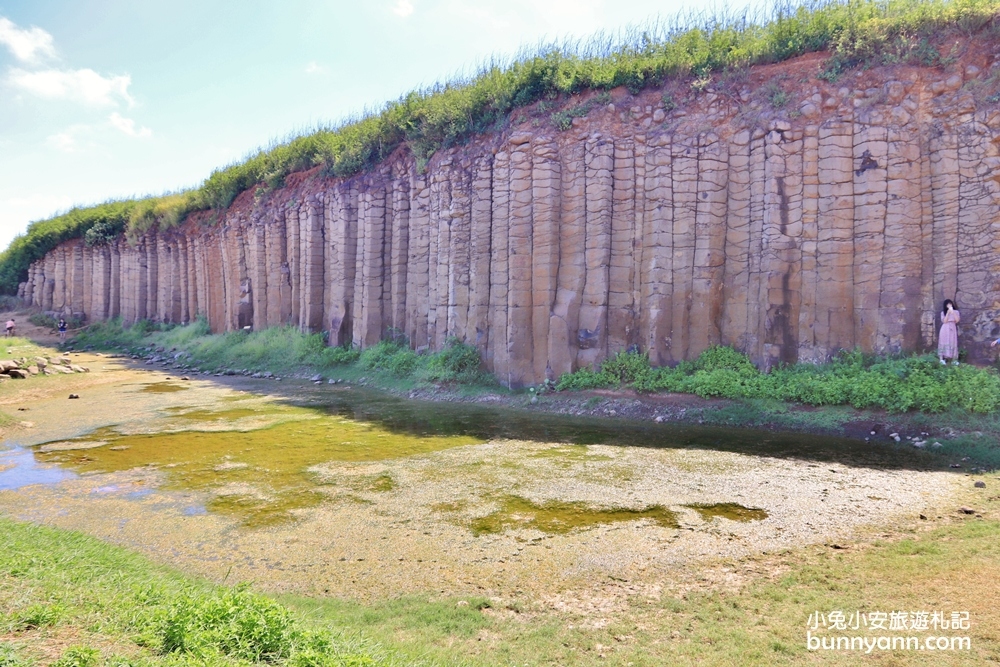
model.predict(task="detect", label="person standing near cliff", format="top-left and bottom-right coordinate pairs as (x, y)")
top-left (938, 299), bottom-right (960, 365)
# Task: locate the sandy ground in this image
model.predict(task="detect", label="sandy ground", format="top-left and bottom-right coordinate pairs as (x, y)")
top-left (0, 341), bottom-right (967, 614)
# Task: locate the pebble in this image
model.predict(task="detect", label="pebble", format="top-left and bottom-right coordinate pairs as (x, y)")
top-left (975, 481), bottom-right (986, 488)
top-left (68, 393), bottom-right (79, 399)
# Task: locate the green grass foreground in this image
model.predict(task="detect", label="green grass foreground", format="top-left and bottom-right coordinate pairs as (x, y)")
top-left (3, 509), bottom-right (999, 666)
top-left (0, 518), bottom-right (398, 666)
top-left (2, 0), bottom-right (1000, 293)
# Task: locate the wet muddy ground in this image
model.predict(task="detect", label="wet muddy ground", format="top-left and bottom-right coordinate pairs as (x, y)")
top-left (0, 351), bottom-right (964, 608)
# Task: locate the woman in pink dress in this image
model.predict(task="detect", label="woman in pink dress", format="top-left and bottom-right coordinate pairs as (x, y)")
top-left (938, 299), bottom-right (960, 365)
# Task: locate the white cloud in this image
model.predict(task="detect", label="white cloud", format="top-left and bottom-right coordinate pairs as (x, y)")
top-left (109, 112), bottom-right (151, 138)
top-left (45, 128), bottom-right (85, 153)
top-left (0, 17), bottom-right (56, 63)
top-left (8, 67), bottom-right (134, 107)
top-left (392, 0), bottom-right (414, 17)
top-left (304, 61), bottom-right (326, 74)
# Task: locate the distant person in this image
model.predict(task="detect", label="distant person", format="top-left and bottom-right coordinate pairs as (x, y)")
top-left (938, 299), bottom-right (960, 365)
top-left (4, 319), bottom-right (13, 338)
top-left (58, 318), bottom-right (67, 342)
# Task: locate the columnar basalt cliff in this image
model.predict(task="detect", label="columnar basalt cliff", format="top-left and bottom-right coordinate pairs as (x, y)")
top-left (20, 53), bottom-right (1000, 386)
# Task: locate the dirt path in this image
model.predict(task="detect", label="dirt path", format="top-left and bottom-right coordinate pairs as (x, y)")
top-left (0, 309), bottom-right (63, 345)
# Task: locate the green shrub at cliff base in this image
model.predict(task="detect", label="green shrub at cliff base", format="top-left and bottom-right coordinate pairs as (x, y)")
top-left (557, 345), bottom-right (1000, 413)
top-left (5, 0), bottom-right (1000, 294)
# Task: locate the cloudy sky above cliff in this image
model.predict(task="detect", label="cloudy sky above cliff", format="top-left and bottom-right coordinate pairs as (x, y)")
top-left (0, 0), bottom-right (753, 251)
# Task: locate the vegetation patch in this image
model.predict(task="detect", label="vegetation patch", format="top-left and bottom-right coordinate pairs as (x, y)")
top-left (468, 495), bottom-right (679, 536)
top-left (686, 502), bottom-right (769, 522)
top-left (0, 517), bottom-right (392, 666)
top-left (73, 319), bottom-right (493, 390)
top-left (558, 346), bottom-right (1000, 414)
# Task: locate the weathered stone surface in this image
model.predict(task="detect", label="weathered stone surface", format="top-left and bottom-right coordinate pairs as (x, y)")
top-left (22, 61), bottom-right (1000, 385)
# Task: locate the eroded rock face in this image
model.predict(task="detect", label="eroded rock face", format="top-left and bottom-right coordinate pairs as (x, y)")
top-left (20, 57), bottom-right (1000, 386)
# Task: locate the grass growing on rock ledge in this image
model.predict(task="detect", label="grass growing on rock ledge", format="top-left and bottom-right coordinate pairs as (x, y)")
top-left (558, 346), bottom-right (1000, 414)
top-left (3, 0), bottom-right (1000, 293)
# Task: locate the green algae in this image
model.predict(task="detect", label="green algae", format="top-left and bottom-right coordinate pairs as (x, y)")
top-left (368, 474), bottom-right (395, 492)
top-left (167, 408), bottom-right (262, 421)
top-left (528, 444), bottom-right (613, 463)
top-left (686, 503), bottom-right (768, 523)
top-left (34, 404), bottom-right (482, 526)
top-left (141, 382), bottom-right (189, 393)
top-left (469, 495), bottom-right (678, 536)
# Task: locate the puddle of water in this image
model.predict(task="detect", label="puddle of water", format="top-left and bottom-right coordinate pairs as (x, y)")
top-left (467, 495), bottom-right (679, 536)
top-left (686, 502), bottom-right (768, 522)
top-left (0, 446), bottom-right (75, 490)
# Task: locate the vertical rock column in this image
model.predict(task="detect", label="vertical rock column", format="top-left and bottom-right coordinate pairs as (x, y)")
top-left (325, 184), bottom-right (358, 346)
top-left (639, 133), bottom-right (673, 366)
top-left (549, 141), bottom-right (586, 376)
top-left (532, 138), bottom-right (560, 380)
top-left (576, 136), bottom-right (612, 371)
top-left (607, 138), bottom-right (636, 356)
top-left (353, 184), bottom-right (387, 347)
top-left (761, 125), bottom-right (803, 367)
top-left (815, 120), bottom-right (856, 354)
top-left (300, 196), bottom-right (326, 332)
top-left (406, 173), bottom-right (431, 349)
top-left (447, 164), bottom-right (471, 341)
top-left (488, 150), bottom-right (511, 382)
top-left (506, 135), bottom-right (535, 386)
top-left (468, 156), bottom-right (494, 357)
top-left (690, 132), bottom-right (729, 357)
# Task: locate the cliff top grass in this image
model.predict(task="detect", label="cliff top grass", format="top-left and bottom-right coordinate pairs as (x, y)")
top-left (2, 0), bottom-right (999, 294)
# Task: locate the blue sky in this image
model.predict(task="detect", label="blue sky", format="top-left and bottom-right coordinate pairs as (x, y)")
top-left (0, 0), bottom-right (754, 250)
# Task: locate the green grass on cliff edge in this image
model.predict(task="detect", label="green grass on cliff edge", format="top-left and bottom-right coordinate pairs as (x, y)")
top-left (2, 0), bottom-right (999, 293)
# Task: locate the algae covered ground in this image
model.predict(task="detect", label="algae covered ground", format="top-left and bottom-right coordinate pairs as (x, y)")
top-left (66, 318), bottom-right (1000, 471)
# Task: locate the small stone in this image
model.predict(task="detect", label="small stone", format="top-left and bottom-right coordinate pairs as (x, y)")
top-left (950, 463), bottom-right (962, 468)
top-left (530, 396), bottom-right (538, 404)
top-left (959, 506), bottom-right (976, 514)
top-left (68, 393), bottom-right (79, 399)
top-left (654, 416), bottom-right (664, 423)
top-left (652, 108), bottom-right (665, 122)
top-left (975, 481), bottom-right (986, 488)
top-left (919, 514), bottom-right (927, 520)
top-left (310, 374), bottom-right (323, 382)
